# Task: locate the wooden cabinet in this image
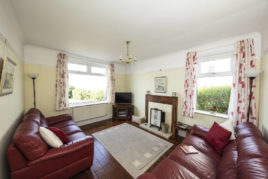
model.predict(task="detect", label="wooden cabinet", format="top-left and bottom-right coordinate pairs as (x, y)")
top-left (112, 104), bottom-right (134, 121)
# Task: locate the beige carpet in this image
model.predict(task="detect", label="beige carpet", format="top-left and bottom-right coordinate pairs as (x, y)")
top-left (92, 123), bottom-right (173, 178)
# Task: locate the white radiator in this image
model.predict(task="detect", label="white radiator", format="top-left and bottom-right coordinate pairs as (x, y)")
top-left (72, 104), bottom-right (107, 122)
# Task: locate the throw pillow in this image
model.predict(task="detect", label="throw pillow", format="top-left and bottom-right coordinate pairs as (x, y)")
top-left (204, 122), bottom-right (232, 154)
top-left (39, 127), bottom-right (63, 148)
top-left (220, 120), bottom-right (236, 140)
top-left (47, 127), bottom-right (70, 144)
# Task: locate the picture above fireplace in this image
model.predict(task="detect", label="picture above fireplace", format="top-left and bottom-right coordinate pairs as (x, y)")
top-left (150, 108), bottom-right (165, 130)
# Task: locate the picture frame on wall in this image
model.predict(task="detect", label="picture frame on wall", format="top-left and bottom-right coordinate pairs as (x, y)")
top-left (0, 57), bottom-right (16, 96)
top-left (155, 76), bottom-right (167, 93)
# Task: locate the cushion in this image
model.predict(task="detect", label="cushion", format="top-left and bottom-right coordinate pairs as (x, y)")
top-left (220, 120), bottom-right (236, 140)
top-left (47, 127), bottom-right (70, 144)
top-left (39, 127), bottom-right (63, 148)
top-left (204, 122), bottom-right (232, 154)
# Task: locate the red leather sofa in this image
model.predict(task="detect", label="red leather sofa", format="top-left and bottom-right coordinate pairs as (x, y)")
top-left (138, 122), bottom-right (268, 179)
top-left (7, 108), bottom-right (94, 179)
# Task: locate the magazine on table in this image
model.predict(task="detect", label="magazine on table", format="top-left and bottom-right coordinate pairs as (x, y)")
top-left (180, 145), bottom-right (198, 154)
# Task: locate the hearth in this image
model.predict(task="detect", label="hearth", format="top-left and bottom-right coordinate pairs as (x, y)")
top-left (150, 108), bottom-right (165, 130)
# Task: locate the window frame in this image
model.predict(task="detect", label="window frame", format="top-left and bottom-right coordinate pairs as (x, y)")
top-left (68, 58), bottom-right (109, 107)
top-left (195, 53), bottom-right (234, 117)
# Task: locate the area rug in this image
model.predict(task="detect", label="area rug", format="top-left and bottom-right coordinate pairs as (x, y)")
top-left (92, 123), bottom-right (173, 178)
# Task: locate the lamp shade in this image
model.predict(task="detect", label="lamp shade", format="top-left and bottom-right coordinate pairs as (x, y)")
top-left (28, 73), bottom-right (39, 79)
top-left (245, 70), bottom-right (262, 78)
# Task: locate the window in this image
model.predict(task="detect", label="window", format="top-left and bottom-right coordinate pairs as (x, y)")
top-left (196, 55), bottom-right (233, 115)
top-left (68, 59), bottom-right (108, 106)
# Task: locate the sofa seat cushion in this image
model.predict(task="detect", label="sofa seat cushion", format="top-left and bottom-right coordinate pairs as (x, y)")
top-left (168, 144), bottom-right (218, 179)
top-left (57, 125), bottom-right (82, 135)
top-left (67, 132), bottom-right (86, 141)
top-left (217, 141), bottom-right (238, 179)
top-left (238, 158), bottom-right (268, 179)
top-left (151, 158), bottom-right (199, 179)
top-left (51, 120), bottom-right (76, 129)
top-left (182, 135), bottom-right (220, 162)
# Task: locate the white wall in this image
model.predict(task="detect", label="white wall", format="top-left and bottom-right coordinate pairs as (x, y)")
top-left (0, 0), bottom-right (25, 178)
top-left (0, 0), bottom-right (24, 59)
top-left (260, 22), bottom-right (268, 141)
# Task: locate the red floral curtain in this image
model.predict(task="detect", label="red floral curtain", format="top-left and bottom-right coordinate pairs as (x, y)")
top-left (56, 53), bottom-right (69, 110)
top-left (108, 63), bottom-right (115, 104)
top-left (228, 39), bottom-right (256, 125)
top-left (182, 52), bottom-right (197, 117)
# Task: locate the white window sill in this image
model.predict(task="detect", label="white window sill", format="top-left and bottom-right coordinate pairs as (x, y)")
top-left (195, 110), bottom-right (228, 119)
top-left (69, 101), bottom-right (109, 108)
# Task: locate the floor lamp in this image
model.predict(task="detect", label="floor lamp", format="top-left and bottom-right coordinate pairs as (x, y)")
top-left (28, 73), bottom-right (39, 108)
top-left (245, 70), bottom-right (262, 122)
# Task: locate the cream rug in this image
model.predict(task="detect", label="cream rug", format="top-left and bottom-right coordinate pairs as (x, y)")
top-left (92, 123), bottom-right (173, 178)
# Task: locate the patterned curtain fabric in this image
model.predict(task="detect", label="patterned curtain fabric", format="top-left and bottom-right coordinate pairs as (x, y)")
top-left (108, 63), bottom-right (115, 104)
top-left (56, 53), bottom-right (69, 111)
top-left (182, 52), bottom-right (197, 117)
top-left (228, 39), bottom-right (256, 125)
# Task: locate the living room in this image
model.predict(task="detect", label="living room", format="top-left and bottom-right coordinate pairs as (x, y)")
top-left (0, 0), bottom-right (268, 178)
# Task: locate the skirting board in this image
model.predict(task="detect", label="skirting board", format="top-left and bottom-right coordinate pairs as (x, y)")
top-left (75, 114), bottom-right (112, 126)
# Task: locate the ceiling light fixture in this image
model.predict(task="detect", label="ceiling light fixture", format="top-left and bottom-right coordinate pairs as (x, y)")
top-left (120, 41), bottom-right (137, 64)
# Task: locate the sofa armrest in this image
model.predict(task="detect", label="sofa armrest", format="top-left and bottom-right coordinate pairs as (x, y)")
top-left (137, 173), bottom-right (157, 179)
top-left (46, 114), bottom-right (72, 125)
top-left (191, 125), bottom-right (209, 138)
top-left (27, 136), bottom-right (94, 166)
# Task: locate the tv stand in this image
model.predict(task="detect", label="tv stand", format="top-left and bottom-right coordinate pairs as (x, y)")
top-left (113, 104), bottom-right (134, 121)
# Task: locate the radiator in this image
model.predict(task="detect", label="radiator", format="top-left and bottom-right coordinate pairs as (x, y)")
top-left (72, 104), bottom-right (107, 122)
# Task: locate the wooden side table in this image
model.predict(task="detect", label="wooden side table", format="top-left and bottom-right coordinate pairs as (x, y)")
top-left (175, 123), bottom-right (192, 139)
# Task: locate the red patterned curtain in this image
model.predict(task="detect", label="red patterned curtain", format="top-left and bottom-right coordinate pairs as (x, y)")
top-left (108, 63), bottom-right (115, 104)
top-left (56, 53), bottom-right (69, 110)
top-left (182, 52), bottom-right (197, 117)
top-left (228, 39), bottom-right (256, 125)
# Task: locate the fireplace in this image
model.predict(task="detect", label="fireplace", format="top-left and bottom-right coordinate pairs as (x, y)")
top-left (150, 108), bottom-right (165, 130)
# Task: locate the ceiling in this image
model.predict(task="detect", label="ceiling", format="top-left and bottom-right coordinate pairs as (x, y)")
top-left (11, 0), bottom-right (268, 62)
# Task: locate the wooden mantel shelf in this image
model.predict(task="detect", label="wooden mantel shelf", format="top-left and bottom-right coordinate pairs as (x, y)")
top-left (145, 94), bottom-right (178, 138)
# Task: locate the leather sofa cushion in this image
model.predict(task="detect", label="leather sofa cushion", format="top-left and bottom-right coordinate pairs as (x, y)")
top-left (182, 135), bottom-right (220, 162)
top-left (59, 125), bottom-right (82, 135)
top-left (191, 125), bottom-right (209, 138)
top-left (168, 144), bottom-right (218, 179)
top-left (152, 158), bottom-right (199, 179)
top-left (13, 119), bottom-right (48, 161)
top-left (217, 141), bottom-right (238, 179)
top-left (235, 122), bottom-right (262, 140)
top-left (238, 158), bottom-right (268, 179)
top-left (52, 120), bottom-right (77, 129)
top-left (67, 132), bottom-right (86, 141)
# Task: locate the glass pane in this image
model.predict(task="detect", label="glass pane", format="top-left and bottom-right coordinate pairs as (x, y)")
top-left (200, 58), bottom-right (231, 73)
top-left (68, 74), bottom-right (107, 103)
top-left (197, 76), bottom-right (232, 114)
top-left (91, 66), bottom-right (106, 74)
top-left (68, 63), bottom-right (87, 72)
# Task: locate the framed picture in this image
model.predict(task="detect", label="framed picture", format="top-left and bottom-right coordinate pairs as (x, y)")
top-left (155, 76), bottom-right (167, 93)
top-left (0, 57), bottom-right (16, 95)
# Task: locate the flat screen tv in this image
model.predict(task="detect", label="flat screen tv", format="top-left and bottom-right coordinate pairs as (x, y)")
top-left (115, 92), bottom-right (132, 104)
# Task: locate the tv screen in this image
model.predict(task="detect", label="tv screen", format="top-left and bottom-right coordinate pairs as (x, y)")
top-left (115, 92), bottom-right (132, 104)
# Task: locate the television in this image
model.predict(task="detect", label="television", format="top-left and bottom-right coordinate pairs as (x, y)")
top-left (115, 92), bottom-right (132, 104)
